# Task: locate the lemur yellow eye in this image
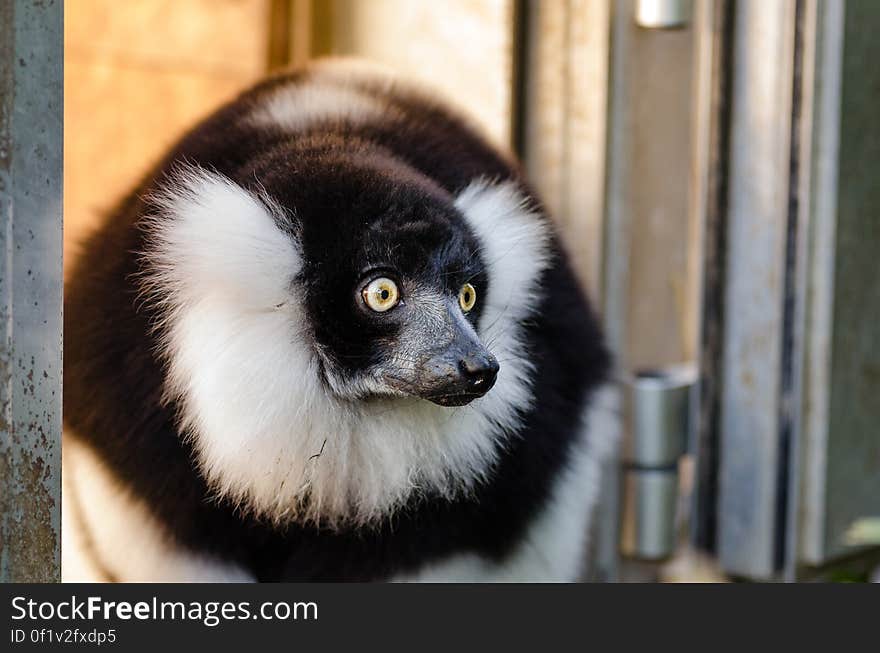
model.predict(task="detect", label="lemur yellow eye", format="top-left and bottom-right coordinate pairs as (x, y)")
top-left (459, 283), bottom-right (477, 313)
top-left (362, 277), bottom-right (400, 312)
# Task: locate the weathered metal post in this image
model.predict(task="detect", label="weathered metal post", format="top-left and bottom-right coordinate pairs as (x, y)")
top-left (0, 0), bottom-right (64, 583)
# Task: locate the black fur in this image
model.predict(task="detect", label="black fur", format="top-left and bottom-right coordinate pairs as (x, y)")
top-left (64, 66), bottom-right (610, 581)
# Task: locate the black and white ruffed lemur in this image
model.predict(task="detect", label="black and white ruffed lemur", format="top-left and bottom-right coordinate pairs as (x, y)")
top-left (62, 60), bottom-right (617, 582)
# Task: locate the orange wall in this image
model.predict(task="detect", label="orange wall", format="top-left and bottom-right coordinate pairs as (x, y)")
top-left (64, 0), bottom-right (272, 272)
top-left (63, 0), bottom-right (515, 275)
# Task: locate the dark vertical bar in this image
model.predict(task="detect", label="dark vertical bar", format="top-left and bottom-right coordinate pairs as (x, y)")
top-left (509, 0), bottom-right (531, 158)
top-left (775, 0), bottom-right (807, 575)
top-left (691, 0), bottom-right (735, 554)
top-left (310, 0), bottom-right (336, 58)
top-left (267, 0), bottom-right (293, 71)
top-left (0, 0), bottom-right (64, 583)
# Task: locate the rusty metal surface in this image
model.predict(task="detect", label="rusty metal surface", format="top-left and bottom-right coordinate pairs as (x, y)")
top-left (0, 0), bottom-right (63, 583)
top-left (716, 0), bottom-right (798, 579)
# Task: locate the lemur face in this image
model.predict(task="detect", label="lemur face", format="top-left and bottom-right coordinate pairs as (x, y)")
top-left (287, 170), bottom-right (498, 407)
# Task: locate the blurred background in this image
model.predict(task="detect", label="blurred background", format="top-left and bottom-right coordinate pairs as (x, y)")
top-left (4, 0), bottom-right (876, 581)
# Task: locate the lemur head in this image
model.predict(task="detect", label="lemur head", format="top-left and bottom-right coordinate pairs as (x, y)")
top-left (259, 145), bottom-right (499, 407)
top-left (140, 137), bottom-right (551, 527)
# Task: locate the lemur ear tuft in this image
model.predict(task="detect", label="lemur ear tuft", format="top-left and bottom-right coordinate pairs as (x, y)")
top-left (139, 166), bottom-right (301, 311)
top-left (454, 179), bottom-right (552, 325)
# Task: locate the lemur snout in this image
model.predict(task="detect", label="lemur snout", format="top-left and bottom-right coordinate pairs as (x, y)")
top-left (422, 348), bottom-right (499, 407)
top-left (459, 353), bottom-right (499, 391)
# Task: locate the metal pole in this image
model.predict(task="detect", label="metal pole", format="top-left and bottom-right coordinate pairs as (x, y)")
top-left (0, 0), bottom-right (64, 583)
top-left (715, 0), bottom-right (801, 579)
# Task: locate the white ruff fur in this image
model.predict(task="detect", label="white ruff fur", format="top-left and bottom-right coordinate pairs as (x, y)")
top-left (393, 384), bottom-right (621, 582)
top-left (140, 169), bottom-right (551, 527)
top-left (249, 80), bottom-right (388, 131)
top-left (63, 381), bottom-right (618, 582)
top-left (249, 60), bottom-right (500, 150)
top-left (249, 60), bottom-right (396, 131)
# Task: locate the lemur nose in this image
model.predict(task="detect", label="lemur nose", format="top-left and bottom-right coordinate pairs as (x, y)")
top-left (459, 354), bottom-right (500, 391)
